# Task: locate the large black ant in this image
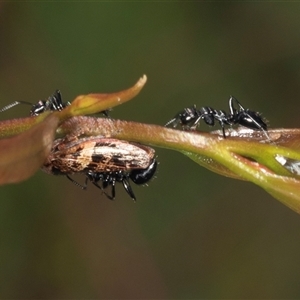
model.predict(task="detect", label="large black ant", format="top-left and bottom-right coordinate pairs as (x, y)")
top-left (83, 159), bottom-right (158, 201)
top-left (64, 159), bottom-right (158, 201)
top-left (165, 96), bottom-right (268, 139)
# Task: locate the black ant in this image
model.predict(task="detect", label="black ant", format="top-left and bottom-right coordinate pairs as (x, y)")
top-left (0, 90), bottom-right (70, 116)
top-left (0, 90), bottom-right (109, 117)
top-left (67, 159), bottom-right (158, 201)
top-left (165, 96), bottom-right (268, 139)
top-left (30, 90), bottom-right (70, 116)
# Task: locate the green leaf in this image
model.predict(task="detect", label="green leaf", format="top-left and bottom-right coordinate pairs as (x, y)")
top-left (59, 116), bottom-right (300, 214)
top-left (2, 75), bottom-right (300, 214)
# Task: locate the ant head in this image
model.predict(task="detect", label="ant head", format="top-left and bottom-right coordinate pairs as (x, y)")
top-left (30, 101), bottom-right (46, 116)
top-left (165, 106), bottom-right (199, 128)
top-left (179, 106), bottom-right (199, 125)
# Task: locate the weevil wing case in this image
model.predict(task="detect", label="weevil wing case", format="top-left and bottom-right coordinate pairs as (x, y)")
top-left (42, 137), bottom-right (155, 175)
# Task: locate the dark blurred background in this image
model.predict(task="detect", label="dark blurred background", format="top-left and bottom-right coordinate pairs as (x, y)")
top-left (1, 2), bottom-right (300, 299)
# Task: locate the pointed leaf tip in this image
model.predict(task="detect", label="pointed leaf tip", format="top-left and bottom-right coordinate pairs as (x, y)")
top-left (59, 75), bottom-right (148, 119)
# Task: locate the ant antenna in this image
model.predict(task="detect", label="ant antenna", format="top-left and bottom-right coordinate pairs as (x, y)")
top-left (66, 174), bottom-right (88, 190)
top-left (0, 100), bottom-right (32, 113)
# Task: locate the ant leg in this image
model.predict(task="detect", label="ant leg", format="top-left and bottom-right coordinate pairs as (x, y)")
top-left (91, 181), bottom-right (115, 200)
top-left (52, 90), bottom-right (62, 103)
top-left (228, 95), bottom-right (244, 115)
top-left (214, 119), bottom-right (227, 138)
top-left (221, 124), bottom-right (226, 138)
top-left (189, 115), bottom-right (202, 129)
top-left (122, 178), bottom-right (136, 201)
top-left (99, 178), bottom-right (116, 200)
top-left (109, 179), bottom-right (116, 200)
top-left (91, 181), bottom-right (104, 191)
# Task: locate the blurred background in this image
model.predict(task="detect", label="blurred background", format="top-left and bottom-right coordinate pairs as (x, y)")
top-left (1, 2), bottom-right (300, 299)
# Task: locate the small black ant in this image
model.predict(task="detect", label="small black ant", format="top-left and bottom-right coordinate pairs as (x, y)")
top-left (165, 96), bottom-right (268, 139)
top-left (0, 90), bottom-right (109, 117)
top-left (30, 90), bottom-right (69, 116)
top-left (67, 159), bottom-right (158, 201)
top-left (0, 90), bottom-right (70, 116)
